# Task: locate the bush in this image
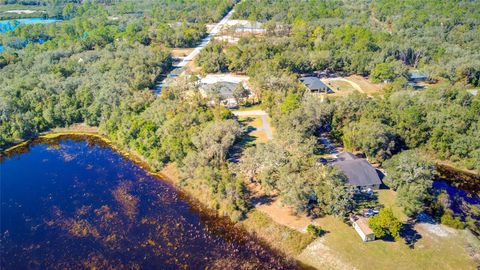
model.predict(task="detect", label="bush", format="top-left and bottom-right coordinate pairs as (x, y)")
top-left (368, 208), bottom-right (403, 240)
top-left (440, 210), bottom-right (465, 229)
top-left (306, 224), bottom-right (324, 237)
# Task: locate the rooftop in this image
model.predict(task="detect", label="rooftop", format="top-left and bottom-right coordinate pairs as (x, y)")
top-left (408, 71), bottom-right (428, 80)
top-left (201, 81), bottom-right (238, 99)
top-left (299, 77), bottom-right (330, 91)
top-left (355, 216), bottom-right (374, 235)
top-left (333, 158), bottom-right (382, 187)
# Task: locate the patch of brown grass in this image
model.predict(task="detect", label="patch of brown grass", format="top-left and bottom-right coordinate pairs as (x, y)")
top-left (241, 210), bottom-right (314, 257)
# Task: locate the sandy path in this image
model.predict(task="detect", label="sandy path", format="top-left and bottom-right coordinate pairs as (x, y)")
top-left (233, 110), bottom-right (273, 140)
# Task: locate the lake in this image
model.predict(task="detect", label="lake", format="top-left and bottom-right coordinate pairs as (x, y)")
top-left (0, 18), bottom-right (61, 33)
top-left (0, 18), bottom-right (60, 52)
top-left (0, 136), bottom-right (298, 269)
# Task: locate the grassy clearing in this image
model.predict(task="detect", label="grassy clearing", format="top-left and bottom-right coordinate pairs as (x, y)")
top-left (305, 215), bottom-right (479, 270)
top-left (0, 4), bottom-right (45, 12)
top-left (241, 210), bottom-right (314, 257)
top-left (237, 115), bottom-right (268, 144)
top-left (376, 189), bottom-right (409, 222)
top-left (325, 80), bottom-right (357, 92)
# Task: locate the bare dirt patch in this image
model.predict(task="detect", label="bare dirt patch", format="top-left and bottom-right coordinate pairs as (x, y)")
top-left (256, 200), bottom-right (313, 233)
top-left (171, 48), bottom-right (195, 58)
top-left (4, 9), bottom-right (40, 14)
top-left (297, 238), bottom-right (357, 270)
top-left (323, 75), bottom-right (384, 97)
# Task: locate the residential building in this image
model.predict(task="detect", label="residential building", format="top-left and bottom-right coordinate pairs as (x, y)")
top-left (299, 77), bottom-right (332, 93)
top-left (408, 71), bottom-right (428, 82)
top-left (332, 152), bottom-right (382, 189)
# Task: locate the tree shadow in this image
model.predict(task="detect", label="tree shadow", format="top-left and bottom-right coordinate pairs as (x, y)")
top-left (250, 194), bottom-right (274, 207)
top-left (228, 117), bottom-right (258, 163)
top-left (400, 222), bottom-right (422, 249)
top-left (353, 192), bottom-right (379, 212)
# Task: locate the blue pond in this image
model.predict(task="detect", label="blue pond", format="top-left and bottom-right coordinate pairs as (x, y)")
top-left (0, 136), bottom-right (296, 269)
top-left (0, 18), bottom-right (60, 53)
top-left (0, 18), bottom-right (61, 33)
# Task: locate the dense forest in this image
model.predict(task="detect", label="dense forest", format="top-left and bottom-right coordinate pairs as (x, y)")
top-left (1, 0), bottom-right (479, 233)
top-left (1, 0), bottom-right (251, 220)
top-left (232, 0), bottom-right (480, 86)
top-left (193, 0), bottom-right (480, 172)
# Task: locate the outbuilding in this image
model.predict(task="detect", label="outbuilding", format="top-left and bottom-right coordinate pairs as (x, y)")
top-left (350, 215), bottom-right (375, 242)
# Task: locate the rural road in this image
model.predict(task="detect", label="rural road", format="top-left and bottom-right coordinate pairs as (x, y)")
top-left (233, 110), bottom-right (273, 140)
top-left (175, 8), bottom-right (235, 68)
top-left (155, 4), bottom-right (237, 91)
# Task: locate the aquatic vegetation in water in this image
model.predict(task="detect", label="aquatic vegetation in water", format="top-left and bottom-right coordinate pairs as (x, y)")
top-left (0, 136), bottom-right (299, 269)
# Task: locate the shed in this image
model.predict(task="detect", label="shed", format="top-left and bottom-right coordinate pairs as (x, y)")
top-left (299, 77), bottom-right (331, 93)
top-left (351, 216), bottom-right (375, 242)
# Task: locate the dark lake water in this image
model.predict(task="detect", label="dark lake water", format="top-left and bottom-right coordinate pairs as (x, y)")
top-left (0, 136), bottom-right (297, 269)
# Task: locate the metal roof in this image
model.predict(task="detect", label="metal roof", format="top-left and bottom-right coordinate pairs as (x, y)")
top-left (201, 81), bottom-right (238, 99)
top-left (299, 77), bottom-right (329, 91)
top-left (333, 159), bottom-right (382, 187)
top-left (355, 216), bottom-right (374, 235)
top-left (337, 152), bottom-right (357, 161)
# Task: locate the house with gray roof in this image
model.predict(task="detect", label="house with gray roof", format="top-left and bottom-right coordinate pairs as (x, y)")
top-left (200, 81), bottom-right (241, 109)
top-left (333, 153), bottom-right (382, 189)
top-left (299, 77), bottom-right (332, 93)
top-left (408, 71), bottom-right (428, 82)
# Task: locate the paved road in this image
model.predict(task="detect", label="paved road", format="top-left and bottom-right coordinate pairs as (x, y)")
top-left (233, 110), bottom-right (273, 140)
top-left (175, 9), bottom-right (235, 68)
top-left (155, 5), bottom-right (237, 92)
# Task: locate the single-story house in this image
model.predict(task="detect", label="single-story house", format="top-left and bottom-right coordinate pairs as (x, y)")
top-left (299, 77), bottom-right (332, 93)
top-left (336, 152), bottom-right (358, 161)
top-left (350, 215), bottom-right (375, 242)
top-left (408, 71), bottom-right (428, 82)
top-left (332, 152), bottom-right (382, 189)
top-left (223, 20), bottom-right (265, 34)
top-left (407, 82), bottom-right (425, 90)
top-left (200, 81), bottom-right (239, 109)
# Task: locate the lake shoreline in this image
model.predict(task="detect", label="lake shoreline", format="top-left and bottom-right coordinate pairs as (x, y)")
top-left (1, 128), bottom-right (312, 269)
top-left (2, 128), bottom-right (478, 270)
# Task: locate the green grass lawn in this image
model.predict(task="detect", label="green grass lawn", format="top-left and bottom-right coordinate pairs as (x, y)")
top-left (237, 115), bottom-right (269, 144)
top-left (377, 189), bottom-right (409, 221)
top-left (301, 215), bottom-right (479, 270)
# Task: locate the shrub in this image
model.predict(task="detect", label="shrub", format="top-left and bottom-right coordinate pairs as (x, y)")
top-left (368, 208), bottom-right (403, 240)
top-left (440, 210), bottom-right (465, 229)
top-left (306, 224), bottom-right (324, 237)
